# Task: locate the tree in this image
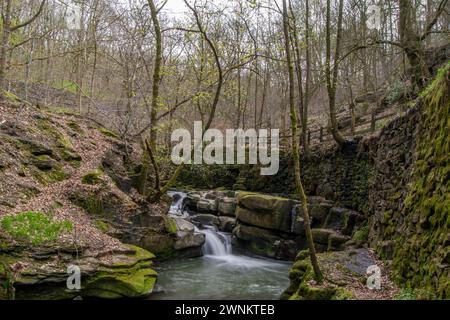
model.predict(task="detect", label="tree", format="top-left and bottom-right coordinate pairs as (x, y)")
top-left (282, 0), bottom-right (323, 282)
top-left (0, 0), bottom-right (46, 92)
top-left (325, 0), bottom-right (346, 147)
top-left (148, 0), bottom-right (163, 149)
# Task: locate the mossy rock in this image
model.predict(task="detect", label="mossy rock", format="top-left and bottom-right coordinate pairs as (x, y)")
top-left (82, 170), bottom-right (103, 185)
top-left (66, 121), bottom-right (84, 134)
top-left (98, 127), bottom-right (120, 139)
top-left (94, 220), bottom-right (110, 233)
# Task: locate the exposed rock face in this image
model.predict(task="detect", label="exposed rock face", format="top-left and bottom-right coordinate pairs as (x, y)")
top-left (218, 216), bottom-right (236, 233)
top-left (182, 190), bottom-right (238, 233)
top-left (0, 244), bottom-right (157, 300)
top-left (232, 192), bottom-right (361, 260)
top-left (236, 192), bottom-right (292, 232)
top-left (218, 197), bottom-right (237, 217)
top-left (126, 214), bottom-right (205, 260)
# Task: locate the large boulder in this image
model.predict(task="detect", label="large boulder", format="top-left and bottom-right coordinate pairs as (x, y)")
top-left (1, 244), bottom-right (157, 300)
top-left (218, 216), bottom-right (236, 233)
top-left (172, 218), bottom-right (205, 251)
top-left (218, 197), bottom-right (237, 216)
top-left (184, 192), bottom-right (202, 210)
top-left (236, 192), bottom-right (293, 233)
top-left (196, 199), bottom-right (218, 213)
top-left (232, 224), bottom-right (299, 259)
top-left (190, 214), bottom-right (220, 227)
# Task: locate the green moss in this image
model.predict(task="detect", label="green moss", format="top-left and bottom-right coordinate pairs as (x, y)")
top-left (98, 127), bottom-right (120, 139)
top-left (333, 288), bottom-right (355, 300)
top-left (390, 62), bottom-right (450, 299)
top-left (164, 218), bottom-right (178, 234)
top-left (0, 211), bottom-right (73, 245)
top-left (1, 90), bottom-right (21, 105)
top-left (94, 220), bottom-right (110, 233)
top-left (82, 170), bottom-right (103, 185)
top-left (352, 225), bottom-right (369, 244)
top-left (30, 165), bottom-right (70, 185)
top-left (67, 121), bottom-right (84, 134)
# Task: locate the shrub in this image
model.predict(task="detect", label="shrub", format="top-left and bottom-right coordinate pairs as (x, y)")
top-left (1, 211), bottom-right (73, 245)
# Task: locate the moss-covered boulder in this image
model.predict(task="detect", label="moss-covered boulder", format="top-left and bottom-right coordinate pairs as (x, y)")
top-left (0, 244), bottom-right (157, 300)
top-left (236, 192), bottom-right (293, 233)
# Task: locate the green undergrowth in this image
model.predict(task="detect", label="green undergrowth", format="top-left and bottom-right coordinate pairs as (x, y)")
top-left (1, 211), bottom-right (73, 245)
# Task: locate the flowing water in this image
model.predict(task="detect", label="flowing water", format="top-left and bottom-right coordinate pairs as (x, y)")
top-left (151, 192), bottom-right (291, 300)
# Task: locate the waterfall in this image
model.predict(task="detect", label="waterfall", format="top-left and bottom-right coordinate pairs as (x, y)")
top-left (168, 191), bottom-right (232, 256)
top-left (168, 191), bottom-right (187, 216)
top-left (198, 225), bottom-right (232, 256)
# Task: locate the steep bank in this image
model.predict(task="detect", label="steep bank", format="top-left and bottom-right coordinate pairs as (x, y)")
top-left (0, 96), bottom-right (202, 299)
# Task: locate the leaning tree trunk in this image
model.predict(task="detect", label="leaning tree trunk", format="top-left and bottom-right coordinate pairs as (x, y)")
top-left (282, 0), bottom-right (323, 282)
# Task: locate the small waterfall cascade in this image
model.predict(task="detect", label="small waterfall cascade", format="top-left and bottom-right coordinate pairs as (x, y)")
top-left (167, 191), bottom-right (232, 256)
top-left (197, 225), bottom-right (232, 256)
top-left (168, 191), bottom-right (188, 217)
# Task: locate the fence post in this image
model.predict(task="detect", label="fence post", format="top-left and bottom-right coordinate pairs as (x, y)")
top-left (319, 127), bottom-right (323, 142)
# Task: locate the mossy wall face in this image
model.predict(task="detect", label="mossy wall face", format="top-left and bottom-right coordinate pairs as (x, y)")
top-left (178, 148), bottom-right (371, 215)
top-left (368, 63), bottom-right (450, 298)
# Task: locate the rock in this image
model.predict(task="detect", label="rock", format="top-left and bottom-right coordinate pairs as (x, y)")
top-left (172, 217), bottom-right (205, 251)
top-left (18, 138), bottom-right (53, 156)
top-left (185, 192), bottom-right (202, 210)
top-left (31, 155), bottom-right (55, 171)
top-left (232, 223), bottom-right (282, 258)
top-left (174, 232), bottom-right (205, 251)
top-left (218, 197), bottom-right (237, 216)
top-left (197, 199), bottom-right (218, 213)
top-left (218, 216), bottom-right (235, 232)
top-left (311, 228), bottom-right (335, 245)
top-left (139, 232), bottom-right (175, 258)
top-left (290, 215), bottom-right (305, 235)
top-left (236, 192), bottom-right (292, 233)
top-left (190, 214), bottom-right (220, 227)
top-left (2, 244), bottom-right (157, 300)
top-left (273, 240), bottom-right (298, 260)
top-left (328, 233), bottom-right (351, 251)
top-left (324, 207), bottom-right (362, 235)
top-left (309, 203), bottom-right (333, 226)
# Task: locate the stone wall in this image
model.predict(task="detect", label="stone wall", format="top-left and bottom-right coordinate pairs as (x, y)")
top-left (366, 64), bottom-right (449, 298)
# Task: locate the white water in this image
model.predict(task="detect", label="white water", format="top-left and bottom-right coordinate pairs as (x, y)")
top-left (167, 191), bottom-right (188, 217)
top-left (153, 191), bottom-right (291, 299)
top-left (200, 225), bottom-right (232, 256)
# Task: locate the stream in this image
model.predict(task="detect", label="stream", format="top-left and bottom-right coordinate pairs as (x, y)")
top-left (150, 192), bottom-right (292, 300)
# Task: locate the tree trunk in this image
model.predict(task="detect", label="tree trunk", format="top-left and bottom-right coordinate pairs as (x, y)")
top-left (326, 0), bottom-right (346, 147)
top-left (148, 0), bottom-right (163, 149)
top-left (282, 0), bottom-right (323, 282)
top-left (0, 0), bottom-right (13, 92)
